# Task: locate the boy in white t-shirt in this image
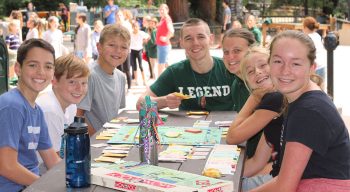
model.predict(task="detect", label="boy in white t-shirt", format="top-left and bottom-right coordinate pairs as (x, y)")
top-left (36, 54), bottom-right (90, 155)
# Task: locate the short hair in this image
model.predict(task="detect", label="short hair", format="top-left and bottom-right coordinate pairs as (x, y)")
top-left (222, 28), bottom-right (256, 46)
top-left (180, 18), bottom-right (210, 38)
top-left (78, 13), bottom-right (87, 23)
top-left (17, 38), bottom-right (55, 67)
top-left (99, 24), bottom-right (130, 45)
top-left (54, 54), bottom-right (90, 81)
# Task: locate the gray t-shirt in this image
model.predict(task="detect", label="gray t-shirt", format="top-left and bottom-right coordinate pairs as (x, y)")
top-left (78, 62), bottom-right (126, 131)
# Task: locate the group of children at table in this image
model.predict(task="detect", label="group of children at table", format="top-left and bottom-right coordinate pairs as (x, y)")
top-left (0, 17), bottom-right (349, 191)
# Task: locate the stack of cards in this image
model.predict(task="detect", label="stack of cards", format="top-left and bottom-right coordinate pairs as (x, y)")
top-left (187, 146), bottom-right (212, 160)
top-left (203, 144), bottom-right (241, 175)
top-left (158, 145), bottom-right (193, 162)
top-left (193, 120), bottom-right (212, 127)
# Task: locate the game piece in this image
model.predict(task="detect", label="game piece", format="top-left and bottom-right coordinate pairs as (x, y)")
top-left (186, 111), bottom-right (209, 115)
top-left (164, 131), bottom-right (181, 138)
top-left (173, 92), bottom-right (191, 99)
top-left (202, 168), bottom-right (222, 178)
top-left (185, 128), bottom-right (202, 133)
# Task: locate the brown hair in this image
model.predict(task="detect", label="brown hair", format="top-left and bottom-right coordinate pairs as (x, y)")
top-left (180, 18), bottom-right (210, 38)
top-left (269, 30), bottom-right (323, 87)
top-left (54, 54), bottom-right (90, 81)
top-left (303, 16), bottom-right (320, 31)
top-left (99, 24), bottom-right (130, 45)
top-left (222, 28), bottom-right (256, 46)
top-left (17, 38), bottom-right (55, 67)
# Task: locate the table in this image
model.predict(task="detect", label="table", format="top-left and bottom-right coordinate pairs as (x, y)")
top-left (25, 110), bottom-right (244, 192)
top-left (262, 23), bottom-right (329, 46)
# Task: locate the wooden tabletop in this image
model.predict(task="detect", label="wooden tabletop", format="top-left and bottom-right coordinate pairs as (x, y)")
top-left (24, 110), bottom-right (244, 192)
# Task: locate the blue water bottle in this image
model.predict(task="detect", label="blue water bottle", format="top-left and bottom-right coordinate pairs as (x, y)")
top-left (64, 116), bottom-right (91, 188)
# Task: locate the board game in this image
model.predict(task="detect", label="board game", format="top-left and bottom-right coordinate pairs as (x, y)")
top-left (91, 161), bottom-right (233, 192)
top-left (107, 126), bottom-right (223, 146)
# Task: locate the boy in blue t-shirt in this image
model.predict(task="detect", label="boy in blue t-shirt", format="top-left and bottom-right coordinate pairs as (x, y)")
top-left (0, 39), bottom-right (61, 191)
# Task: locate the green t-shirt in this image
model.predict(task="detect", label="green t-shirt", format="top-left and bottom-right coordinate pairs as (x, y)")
top-left (150, 57), bottom-right (236, 111)
top-left (231, 77), bottom-right (250, 112)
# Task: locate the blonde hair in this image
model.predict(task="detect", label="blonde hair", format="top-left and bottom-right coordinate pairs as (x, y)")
top-left (240, 46), bottom-right (269, 92)
top-left (54, 53), bottom-right (90, 81)
top-left (99, 24), bottom-right (130, 45)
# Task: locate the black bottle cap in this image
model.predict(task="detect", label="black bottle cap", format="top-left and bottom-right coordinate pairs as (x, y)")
top-left (64, 116), bottom-right (88, 134)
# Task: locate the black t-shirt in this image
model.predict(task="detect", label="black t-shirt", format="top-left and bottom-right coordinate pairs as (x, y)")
top-left (281, 90), bottom-right (350, 179)
top-left (256, 92), bottom-right (284, 177)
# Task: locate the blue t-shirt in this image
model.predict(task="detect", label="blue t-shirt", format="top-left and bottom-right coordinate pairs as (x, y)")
top-left (0, 89), bottom-right (52, 191)
top-left (104, 4), bottom-right (119, 24)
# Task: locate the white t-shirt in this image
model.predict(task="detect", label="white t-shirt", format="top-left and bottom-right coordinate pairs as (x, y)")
top-left (308, 32), bottom-right (326, 70)
top-left (36, 90), bottom-right (77, 152)
top-left (130, 30), bottom-right (149, 51)
top-left (42, 29), bottom-right (63, 58)
top-left (26, 28), bottom-right (39, 40)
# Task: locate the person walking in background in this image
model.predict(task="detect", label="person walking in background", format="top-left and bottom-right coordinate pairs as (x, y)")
top-left (222, 0), bottom-right (232, 32)
top-left (103, 0), bottom-right (119, 24)
top-left (245, 14), bottom-right (262, 46)
top-left (302, 16), bottom-right (327, 81)
top-left (43, 16), bottom-right (63, 58)
top-left (58, 3), bottom-right (69, 32)
top-left (130, 20), bottom-right (149, 86)
top-left (91, 20), bottom-right (104, 61)
top-left (145, 17), bottom-right (158, 79)
top-left (5, 22), bottom-right (21, 81)
top-left (25, 17), bottom-right (39, 40)
top-left (74, 13), bottom-right (92, 63)
top-left (156, 3), bottom-right (174, 77)
top-left (116, 9), bottom-right (132, 89)
top-left (9, 10), bottom-right (23, 42)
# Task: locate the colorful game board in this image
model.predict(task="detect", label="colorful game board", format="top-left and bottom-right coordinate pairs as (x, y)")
top-left (107, 126), bottom-right (223, 146)
top-left (91, 161), bottom-right (233, 192)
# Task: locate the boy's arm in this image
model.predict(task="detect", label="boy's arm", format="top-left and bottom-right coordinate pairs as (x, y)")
top-left (39, 148), bottom-right (61, 169)
top-left (0, 147), bottom-right (39, 186)
top-left (76, 108), bottom-right (96, 136)
top-left (136, 88), bottom-right (182, 110)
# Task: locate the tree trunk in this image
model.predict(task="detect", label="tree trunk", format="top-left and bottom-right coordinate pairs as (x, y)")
top-left (196, 0), bottom-right (216, 25)
top-left (304, 0), bottom-right (309, 16)
top-left (166, 0), bottom-right (189, 23)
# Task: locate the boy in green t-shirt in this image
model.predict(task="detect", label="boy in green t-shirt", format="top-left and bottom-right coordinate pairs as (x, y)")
top-left (136, 18), bottom-right (235, 111)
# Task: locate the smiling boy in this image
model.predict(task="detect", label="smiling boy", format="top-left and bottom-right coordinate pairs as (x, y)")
top-left (77, 24), bottom-right (129, 135)
top-left (0, 39), bottom-right (61, 191)
top-left (36, 54), bottom-right (90, 155)
top-left (137, 18), bottom-right (235, 111)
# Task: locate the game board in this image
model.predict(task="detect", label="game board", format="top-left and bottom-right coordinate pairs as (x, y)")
top-left (107, 126), bottom-right (223, 146)
top-left (91, 161), bottom-right (233, 192)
